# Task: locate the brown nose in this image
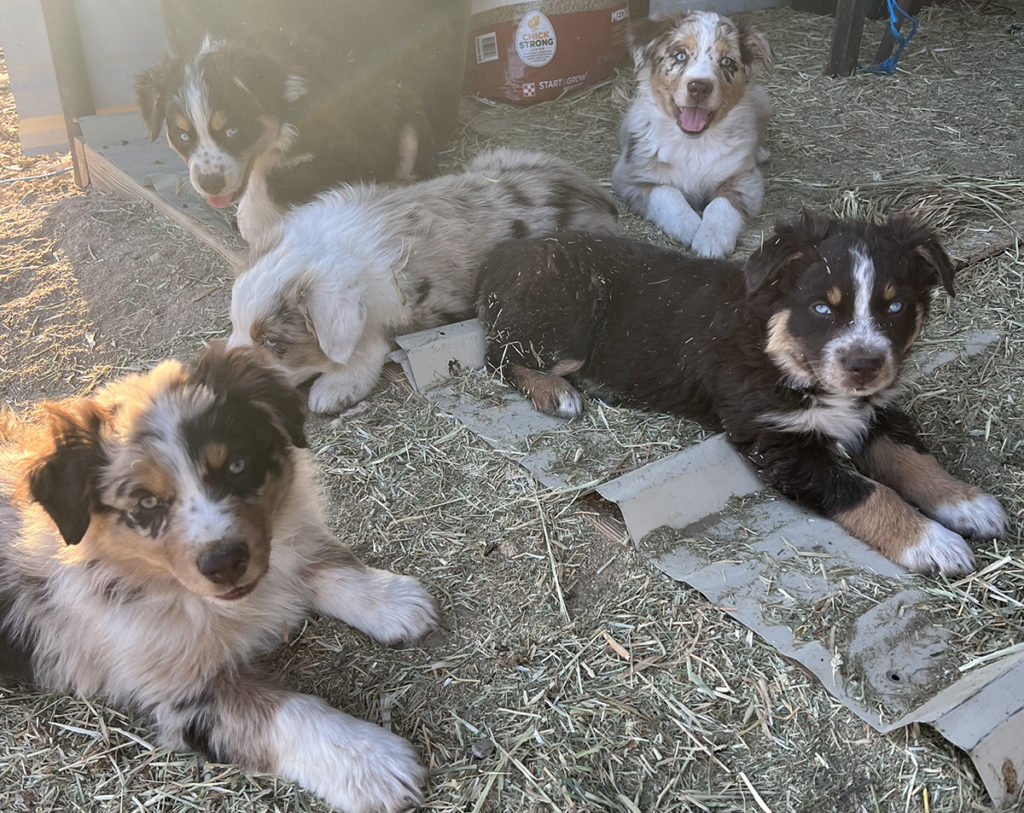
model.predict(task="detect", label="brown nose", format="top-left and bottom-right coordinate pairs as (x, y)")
top-left (197, 541), bottom-right (250, 585)
top-left (687, 79), bottom-right (712, 101)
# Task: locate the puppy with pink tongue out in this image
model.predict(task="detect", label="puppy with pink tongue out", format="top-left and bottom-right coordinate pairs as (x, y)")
top-left (612, 11), bottom-right (772, 258)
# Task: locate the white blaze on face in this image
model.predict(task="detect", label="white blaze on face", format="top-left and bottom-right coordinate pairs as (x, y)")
top-left (175, 464), bottom-right (236, 547)
top-left (149, 388), bottom-right (236, 548)
top-left (684, 13), bottom-right (720, 84)
top-left (819, 245), bottom-right (895, 394)
top-left (847, 246), bottom-right (889, 354)
top-left (182, 42), bottom-right (245, 199)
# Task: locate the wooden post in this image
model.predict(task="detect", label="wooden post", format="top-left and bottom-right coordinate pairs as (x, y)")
top-left (39, 0), bottom-right (95, 186)
top-left (827, 0), bottom-right (873, 76)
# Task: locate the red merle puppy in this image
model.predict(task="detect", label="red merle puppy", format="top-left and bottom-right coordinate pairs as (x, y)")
top-left (476, 213), bottom-right (1007, 576)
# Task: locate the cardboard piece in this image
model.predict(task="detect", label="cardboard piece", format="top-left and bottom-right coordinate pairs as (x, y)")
top-left (392, 317), bottom-right (1019, 806)
top-left (596, 433), bottom-right (762, 541)
top-left (651, 500), bottom-right (1024, 806)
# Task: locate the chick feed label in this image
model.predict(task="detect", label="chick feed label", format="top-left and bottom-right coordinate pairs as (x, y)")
top-left (515, 11), bottom-right (556, 68)
top-left (465, 1), bottom-right (629, 105)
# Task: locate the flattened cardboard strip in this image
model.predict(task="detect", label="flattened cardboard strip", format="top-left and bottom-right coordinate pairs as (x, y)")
top-left (392, 318), bottom-right (1019, 806)
top-left (650, 500), bottom-right (1024, 806)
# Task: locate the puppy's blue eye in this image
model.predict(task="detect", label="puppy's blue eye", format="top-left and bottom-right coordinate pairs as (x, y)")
top-left (812, 303), bottom-right (832, 316)
top-left (674, 51), bottom-right (687, 63)
top-left (263, 337), bottom-right (278, 348)
top-left (720, 56), bottom-right (734, 68)
top-left (888, 300), bottom-right (903, 314)
top-left (178, 131), bottom-right (190, 143)
top-left (228, 458), bottom-right (246, 475)
top-left (138, 495), bottom-right (160, 510)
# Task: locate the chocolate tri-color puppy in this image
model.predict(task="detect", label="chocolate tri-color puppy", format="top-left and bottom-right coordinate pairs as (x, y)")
top-left (0, 344), bottom-right (437, 813)
top-left (476, 213), bottom-right (1006, 575)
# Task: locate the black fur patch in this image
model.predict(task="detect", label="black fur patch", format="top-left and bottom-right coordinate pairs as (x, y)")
top-left (181, 347), bottom-right (306, 499)
top-left (503, 182), bottom-right (533, 210)
top-left (27, 402), bottom-right (108, 545)
top-left (0, 589), bottom-right (35, 682)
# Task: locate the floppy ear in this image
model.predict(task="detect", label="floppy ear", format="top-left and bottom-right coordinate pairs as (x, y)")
top-left (628, 16), bottom-right (676, 67)
top-left (883, 213), bottom-right (956, 296)
top-left (26, 403), bottom-right (108, 545)
top-left (134, 59), bottom-right (179, 140)
top-left (193, 343), bottom-right (308, 449)
top-left (299, 278), bottom-right (368, 369)
top-left (744, 210), bottom-right (833, 296)
top-left (738, 22), bottom-right (773, 78)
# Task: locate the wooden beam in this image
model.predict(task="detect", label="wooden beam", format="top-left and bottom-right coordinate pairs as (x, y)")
top-left (827, 0), bottom-right (873, 76)
top-left (40, 0), bottom-right (96, 186)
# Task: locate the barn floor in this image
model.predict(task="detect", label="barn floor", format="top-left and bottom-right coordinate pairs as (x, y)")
top-left (2, 4), bottom-right (1023, 812)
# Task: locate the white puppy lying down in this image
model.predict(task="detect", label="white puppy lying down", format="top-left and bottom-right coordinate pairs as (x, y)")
top-left (227, 148), bottom-right (618, 413)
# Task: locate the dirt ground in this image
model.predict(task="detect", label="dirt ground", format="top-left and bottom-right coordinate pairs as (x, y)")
top-left (2, 4), bottom-right (1023, 813)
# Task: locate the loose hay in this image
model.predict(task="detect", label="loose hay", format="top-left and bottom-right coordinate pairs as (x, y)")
top-left (2, 3), bottom-right (1024, 811)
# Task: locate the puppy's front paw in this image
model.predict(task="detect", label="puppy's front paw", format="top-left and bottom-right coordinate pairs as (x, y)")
top-left (930, 492), bottom-right (1007, 540)
top-left (276, 698), bottom-right (425, 813)
top-left (308, 373), bottom-right (368, 414)
top-left (324, 567), bottom-right (439, 645)
top-left (691, 198), bottom-right (744, 258)
top-left (691, 224), bottom-right (735, 258)
top-left (646, 186), bottom-right (701, 245)
top-left (899, 520), bottom-right (976, 577)
top-left (371, 572), bottom-right (440, 645)
top-left (531, 385), bottom-right (584, 419)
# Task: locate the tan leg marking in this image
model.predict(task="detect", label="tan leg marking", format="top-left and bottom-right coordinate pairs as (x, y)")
top-left (834, 484), bottom-right (931, 562)
top-left (861, 436), bottom-right (980, 514)
top-left (507, 364), bottom-right (583, 418)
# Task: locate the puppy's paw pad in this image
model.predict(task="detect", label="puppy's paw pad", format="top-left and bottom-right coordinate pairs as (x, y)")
top-left (900, 522), bottom-right (975, 577)
top-left (932, 493), bottom-right (1007, 540)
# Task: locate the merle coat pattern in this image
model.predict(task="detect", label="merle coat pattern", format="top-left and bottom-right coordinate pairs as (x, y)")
top-left (0, 345), bottom-right (437, 813)
top-left (227, 148), bottom-right (618, 414)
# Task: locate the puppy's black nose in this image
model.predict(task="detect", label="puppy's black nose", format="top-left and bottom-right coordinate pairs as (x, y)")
top-left (687, 79), bottom-right (712, 100)
top-left (197, 541), bottom-right (250, 585)
top-left (842, 353), bottom-right (884, 375)
top-left (196, 171), bottom-right (225, 194)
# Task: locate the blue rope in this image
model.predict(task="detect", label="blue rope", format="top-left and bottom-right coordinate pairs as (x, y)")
top-left (862, 0), bottom-right (919, 75)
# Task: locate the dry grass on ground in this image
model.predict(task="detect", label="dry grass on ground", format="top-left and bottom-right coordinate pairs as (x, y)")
top-left (1, 4), bottom-right (1023, 812)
